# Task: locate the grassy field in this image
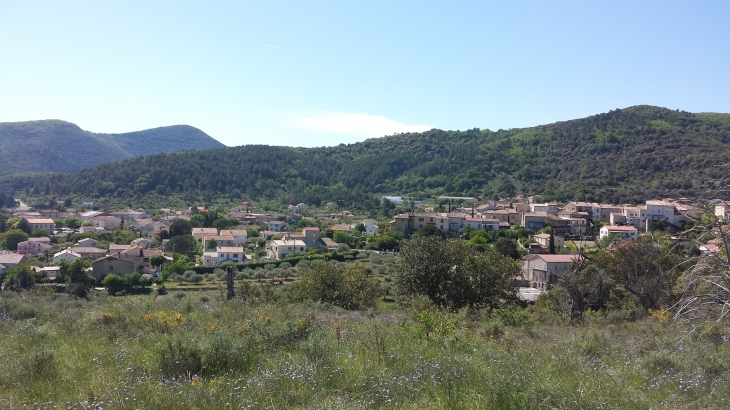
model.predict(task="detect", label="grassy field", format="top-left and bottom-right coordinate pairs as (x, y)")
top-left (0, 286), bottom-right (729, 409)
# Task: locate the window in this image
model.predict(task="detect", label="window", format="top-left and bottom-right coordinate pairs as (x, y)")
top-left (430, 218), bottom-right (433, 222)
top-left (109, 266), bottom-right (113, 271)
top-left (418, 218), bottom-right (424, 222)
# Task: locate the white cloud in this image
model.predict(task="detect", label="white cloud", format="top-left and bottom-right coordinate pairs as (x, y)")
top-left (289, 111), bottom-right (433, 137)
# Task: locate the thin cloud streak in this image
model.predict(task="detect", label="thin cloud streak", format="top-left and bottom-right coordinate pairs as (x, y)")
top-left (260, 43), bottom-right (311, 55)
top-left (290, 111), bottom-right (433, 137)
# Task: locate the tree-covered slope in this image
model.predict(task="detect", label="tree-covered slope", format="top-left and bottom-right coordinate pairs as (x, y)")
top-left (0, 120), bottom-right (224, 175)
top-left (22, 106), bottom-right (730, 205)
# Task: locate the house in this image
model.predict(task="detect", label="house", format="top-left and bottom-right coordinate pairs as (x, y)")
top-left (73, 247), bottom-right (108, 259)
top-left (77, 237), bottom-right (100, 247)
top-left (365, 224), bottom-right (378, 236)
top-left (0, 252), bottom-right (28, 269)
top-left (94, 216), bottom-right (122, 229)
top-left (463, 216), bottom-right (500, 232)
top-left (203, 235), bottom-right (234, 249)
top-left (641, 200), bottom-right (686, 230)
top-left (392, 213), bottom-right (466, 235)
top-left (287, 203), bottom-right (308, 214)
top-left (599, 225), bottom-right (638, 240)
top-left (79, 211), bottom-right (104, 221)
top-left (16, 237), bottom-right (53, 256)
top-left (521, 212), bottom-right (549, 231)
top-left (382, 196), bottom-right (403, 205)
top-left (0, 263), bottom-right (6, 277)
top-left (202, 246), bottom-right (247, 266)
top-left (79, 225), bottom-right (102, 234)
top-left (219, 229), bottom-right (248, 246)
top-left (82, 201), bottom-right (94, 209)
top-left (522, 254), bottom-right (582, 291)
top-left (533, 233), bottom-right (565, 249)
top-left (530, 203), bottom-right (559, 215)
top-left (53, 248), bottom-right (82, 264)
top-left (610, 212), bottom-right (627, 225)
top-left (130, 237), bottom-right (153, 249)
top-left (593, 205), bottom-right (624, 223)
top-left (266, 221), bottom-right (289, 232)
top-left (192, 227), bottom-right (218, 240)
top-left (268, 238), bottom-right (306, 259)
top-left (329, 224), bottom-right (353, 234)
top-left (91, 246), bottom-right (164, 280)
top-left (108, 244), bottom-right (132, 253)
top-left (24, 218), bottom-right (55, 234)
top-left (326, 202), bottom-right (339, 209)
top-left (42, 266), bottom-right (60, 280)
top-left (481, 210), bottom-right (511, 224)
top-left (38, 209), bottom-right (61, 219)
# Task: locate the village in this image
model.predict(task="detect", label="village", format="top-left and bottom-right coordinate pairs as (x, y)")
top-left (0, 194), bottom-right (719, 297)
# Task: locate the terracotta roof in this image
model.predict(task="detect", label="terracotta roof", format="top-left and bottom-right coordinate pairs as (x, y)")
top-left (73, 247), bottom-right (107, 254)
top-left (217, 246), bottom-right (245, 253)
top-left (603, 225), bottom-right (638, 232)
top-left (537, 254), bottom-right (582, 263)
top-left (25, 218), bottom-right (54, 224)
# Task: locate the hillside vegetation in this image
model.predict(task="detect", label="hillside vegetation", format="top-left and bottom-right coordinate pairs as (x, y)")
top-left (0, 120), bottom-right (224, 175)
top-left (15, 106), bottom-right (730, 204)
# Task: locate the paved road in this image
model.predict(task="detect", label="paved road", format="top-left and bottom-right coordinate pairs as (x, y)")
top-left (14, 198), bottom-right (30, 211)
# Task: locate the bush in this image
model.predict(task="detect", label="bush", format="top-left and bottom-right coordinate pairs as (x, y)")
top-left (158, 338), bottom-right (203, 378)
top-left (174, 291), bottom-right (186, 299)
top-left (157, 285), bottom-right (168, 295)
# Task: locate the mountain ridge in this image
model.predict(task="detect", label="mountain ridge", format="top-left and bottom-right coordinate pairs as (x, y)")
top-left (0, 119), bottom-right (225, 175)
top-left (8, 105), bottom-right (730, 206)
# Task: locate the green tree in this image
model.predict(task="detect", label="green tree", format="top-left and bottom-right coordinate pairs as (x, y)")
top-left (4, 263), bottom-right (37, 290)
top-left (206, 238), bottom-right (218, 250)
top-left (31, 229), bottom-right (49, 238)
top-left (14, 218), bottom-right (32, 235)
top-left (395, 236), bottom-right (519, 309)
top-left (494, 237), bottom-right (520, 259)
top-left (150, 254), bottom-right (167, 269)
top-left (3, 229), bottom-right (29, 251)
top-left (164, 234), bottom-right (197, 256)
top-left (170, 219), bottom-right (193, 238)
top-left (65, 216), bottom-right (82, 230)
top-left (415, 224), bottom-right (445, 238)
top-left (102, 274), bottom-right (126, 294)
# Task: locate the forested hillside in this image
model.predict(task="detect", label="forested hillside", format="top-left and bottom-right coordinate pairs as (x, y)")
top-left (0, 120), bottom-right (224, 174)
top-left (16, 106), bottom-right (730, 205)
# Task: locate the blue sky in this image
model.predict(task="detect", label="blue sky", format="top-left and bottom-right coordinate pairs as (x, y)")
top-left (1, 1), bottom-right (729, 147)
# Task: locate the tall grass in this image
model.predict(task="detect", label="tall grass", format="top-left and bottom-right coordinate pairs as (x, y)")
top-left (0, 288), bottom-right (728, 409)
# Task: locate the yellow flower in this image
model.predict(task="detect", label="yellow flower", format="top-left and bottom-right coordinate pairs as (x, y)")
top-left (143, 314), bottom-right (151, 323)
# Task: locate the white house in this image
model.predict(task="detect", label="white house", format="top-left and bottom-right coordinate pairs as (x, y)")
top-left (203, 246), bottom-right (246, 266)
top-left (94, 216), bottom-right (122, 228)
top-left (54, 248), bottom-right (82, 264)
top-left (82, 201), bottom-right (94, 209)
top-left (640, 200), bottom-right (686, 230)
top-left (463, 216), bottom-right (500, 232)
top-left (365, 224), bottom-right (378, 236)
top-left (220, 229), bottom-right (248, 246)
top-left (266, 221), bottom-right (289, 232)
top-left (268, 238), bottom-right (306, 260)
top-left (599, 225), bottom-right (638, 240)
top-left (77, 238), bottom-right (99, 247)
top-left (192, 228), bottom-right (217, 240)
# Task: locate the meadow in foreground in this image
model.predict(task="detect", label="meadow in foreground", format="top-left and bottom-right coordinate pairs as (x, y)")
top-left (0, 287), bottom-right (728, 409)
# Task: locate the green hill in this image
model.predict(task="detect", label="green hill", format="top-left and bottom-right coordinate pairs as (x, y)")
top-left (12, 106), bottom-right (730, 205)
top-left (0, 120), bottom-right (224, 175)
